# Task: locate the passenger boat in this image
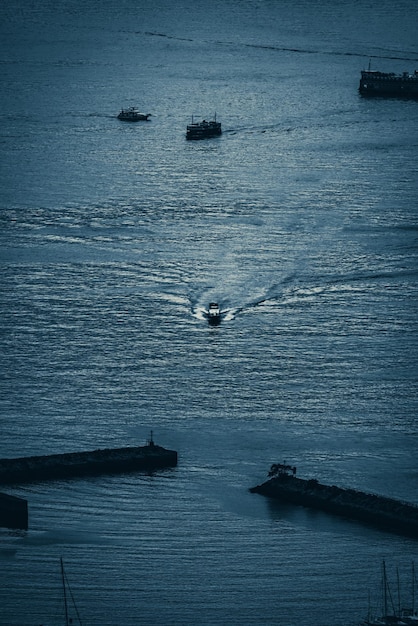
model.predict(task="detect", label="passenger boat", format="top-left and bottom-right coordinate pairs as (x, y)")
top-left (207, 302), bottom-right (221, 325)
top-left (186, 116), bottom-right (222, 139)
top-left (359, 68), bottom-right (418, 98)
top-left (117, 107), bottom-right (151, 121)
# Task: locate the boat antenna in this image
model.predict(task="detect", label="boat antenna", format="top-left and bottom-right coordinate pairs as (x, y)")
top-left (368, 58), bottom-right (371, 71)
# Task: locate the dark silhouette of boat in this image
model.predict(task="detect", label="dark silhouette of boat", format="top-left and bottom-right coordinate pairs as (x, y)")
top-left (359, 67), bottom-right (418, 98)
top-left (117, 107), bottom-right (151, 121)
top-left (206, 302), bottom-right (221, 325)
top-left (250, 463), bottom-right (418, 538)
top-left (186, 116), bottom-right (221, 139)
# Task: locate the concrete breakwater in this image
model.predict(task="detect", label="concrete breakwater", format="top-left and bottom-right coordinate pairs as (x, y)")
top-left (0, 441), bottom-right (177, 486)
top-left (0, 492), bottom-right (28, 529)
top-left (250, 464), bottom-right (418, 538)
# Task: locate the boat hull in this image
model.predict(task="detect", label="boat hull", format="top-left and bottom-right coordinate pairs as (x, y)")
top-left (118, 114), bottom-right (151, 121)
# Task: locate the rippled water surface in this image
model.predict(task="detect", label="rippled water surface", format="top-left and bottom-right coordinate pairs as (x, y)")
top-left (1, 1), bottom-right (418, 624)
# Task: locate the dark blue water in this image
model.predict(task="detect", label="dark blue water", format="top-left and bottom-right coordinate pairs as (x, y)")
top-left (1, 1), bottom-right (418, 624)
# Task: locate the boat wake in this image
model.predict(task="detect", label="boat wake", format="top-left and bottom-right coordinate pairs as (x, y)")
top-left (189, 266), bottom-right (392, 324)
top-left (141, 30), bottom-right (418, 62)
top-left (191, 279), bottom-right (291, 324)
top-left (11, 527), bottom-right (109, 547)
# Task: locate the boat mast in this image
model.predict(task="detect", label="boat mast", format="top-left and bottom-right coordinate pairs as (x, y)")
top-left (61, 557), bottom-right (70, 626)
top-left (382, 560), bottom-right (388, 617)
top-left (397, 566), bottom-right (401, 617)
top-left (60, 557), bottom-right (83, 626)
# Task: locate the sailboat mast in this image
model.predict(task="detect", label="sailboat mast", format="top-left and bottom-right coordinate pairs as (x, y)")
top-left (61, 557), bottom-right (70, 626)
top-left (397, 566), bottom-right (401, 617)
top-left (383, 560), bottom-right (388, 617)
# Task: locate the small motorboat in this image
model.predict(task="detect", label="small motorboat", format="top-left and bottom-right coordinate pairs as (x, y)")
top-left (207, 302), bottom-right (221, 325)
top-left (117, 107), bottom-right (151, 121)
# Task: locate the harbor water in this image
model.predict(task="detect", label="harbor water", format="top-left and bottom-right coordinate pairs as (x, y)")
top-left (0, 1), bottom-right (417, 624)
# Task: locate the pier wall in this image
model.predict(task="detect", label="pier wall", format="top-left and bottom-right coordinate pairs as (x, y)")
top-left (0, 444), bottom-right (178, 486)
top-left (250, 475), bottom-right (418, 538)
top-left (0, 492), bottom-right (28, 530)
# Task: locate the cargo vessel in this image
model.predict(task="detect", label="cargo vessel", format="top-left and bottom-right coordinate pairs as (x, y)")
top-left (0, 435), bottom-right (177, 485)
top-left (250, 463), bottom-right (418, 538)
top-left (359, 68), bottom-right (418, 98)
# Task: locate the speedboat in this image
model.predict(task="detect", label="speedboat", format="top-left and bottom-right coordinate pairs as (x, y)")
top-left (117, 107), bottom-right (151, 121)
top-left (207, 302), bottom-right (221, 325)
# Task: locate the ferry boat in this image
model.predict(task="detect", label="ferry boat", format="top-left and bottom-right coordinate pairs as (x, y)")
top-left (186, 116), bottom-right (222, 140)
top-left (359, 68), bottom-right (418, 98)
top-left (117, 107), bottom-right (151, 121)
top-left (207, 302), bottom-right (221, 325)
